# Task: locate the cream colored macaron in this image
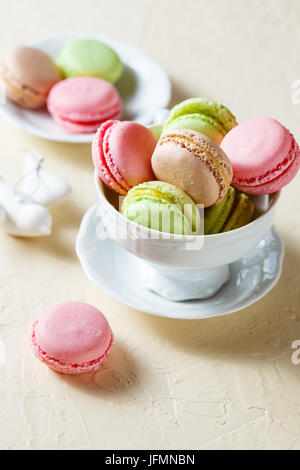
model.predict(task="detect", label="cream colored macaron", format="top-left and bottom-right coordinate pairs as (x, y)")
top-left (1, 46), bottom-right (61, 109)
top-left (151, 129), bottom-right (233, 207)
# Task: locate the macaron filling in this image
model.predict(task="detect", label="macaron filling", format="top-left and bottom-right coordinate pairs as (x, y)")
top-left (122, 188), bottom-right (174, 211)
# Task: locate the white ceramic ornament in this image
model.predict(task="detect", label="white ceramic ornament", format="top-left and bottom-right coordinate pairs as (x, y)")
top-left (149, 108), bottom-right (170, 139)
top-left (22, 151), bottom-right (71, 206)
top-left (0, 177), bottom-right (52, 237)
top-left (0, 149), bottom-right (72, 237)
top-left (153, 108), bottom-right (170, 126)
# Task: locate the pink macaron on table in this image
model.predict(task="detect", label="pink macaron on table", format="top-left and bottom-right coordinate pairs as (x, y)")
top-left (31, 301), bottom-right (113, 374)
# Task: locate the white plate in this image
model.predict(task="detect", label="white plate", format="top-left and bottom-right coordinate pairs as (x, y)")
top-left (0, 34), bottom-right (171, 143)
top-left (76, 205), bottom-right (285, 320)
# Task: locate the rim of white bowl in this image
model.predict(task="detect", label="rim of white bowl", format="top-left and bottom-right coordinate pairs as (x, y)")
top-left (94, 170), bottom-right (281, 242)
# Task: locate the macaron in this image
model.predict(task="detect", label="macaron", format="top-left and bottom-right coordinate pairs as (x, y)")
top-left (1, 46), bottom-right (61, 109)
top-left (222, 192), bottom-right (254, 232)
top-left (31, 301), bottom-right (113, 375)
top-left (47, 77), bottom-right (122, 134)
top-left (121, 181), bottom-right (201, 235)
top-left (57, 39), bottom-right (123, 84)
top-left (92, 120), bottom-right (157, 195)
top-left (151, 129), bottom-right (233, 207)
top-left (204, 186), bottom-right (254, 234)
top-left (162, 97), bottom-right (238, 144)
top-left (221, 118), bottom-right (300, 194)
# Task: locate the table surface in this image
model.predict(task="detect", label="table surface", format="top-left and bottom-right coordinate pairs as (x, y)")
top-left (1, 0), bottom-right (300, 451)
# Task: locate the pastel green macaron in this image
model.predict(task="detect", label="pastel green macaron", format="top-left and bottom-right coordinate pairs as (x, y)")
top-left (222, 193), bottom-right (254, 232)
top-left (121, 181), bottom-right (201, 235)
top-left (204, 187), bottom-right (254, 235)
top-left (163, 97), bottom-right (238, 144)
top-left (57, 39), bottom-right (123, 84)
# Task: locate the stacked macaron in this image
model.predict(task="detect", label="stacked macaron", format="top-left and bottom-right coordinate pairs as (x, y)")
top-left (162, 97), bottom-right (237, 145)
top-left (92, 96), bottom-right (300, 236)
top-left (1, 39), bottom-right (124, 133)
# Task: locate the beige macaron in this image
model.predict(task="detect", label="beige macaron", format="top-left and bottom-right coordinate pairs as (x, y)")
top-left (151, 129), bottom-right (233, 207)
top-left (1, 46), bottom-right (61, 109)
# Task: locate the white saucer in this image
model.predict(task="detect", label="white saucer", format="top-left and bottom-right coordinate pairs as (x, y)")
top-left (76, 205), bottom-right (285, 320)
top-left (0, 34), bottom-right (171, 143)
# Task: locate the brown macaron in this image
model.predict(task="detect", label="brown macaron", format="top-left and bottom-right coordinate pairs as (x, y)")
top-left (1, 46), bottom-right (61, 109)
top-left (151, 129), bottom-right (233, 207)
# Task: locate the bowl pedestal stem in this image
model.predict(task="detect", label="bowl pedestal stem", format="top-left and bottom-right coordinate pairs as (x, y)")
top-left (135, 259), bottom-right (230, 301)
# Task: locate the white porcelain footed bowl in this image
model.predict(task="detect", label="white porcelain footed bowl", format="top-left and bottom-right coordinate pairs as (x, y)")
top-left (94, 171), bottom-right (281, 301)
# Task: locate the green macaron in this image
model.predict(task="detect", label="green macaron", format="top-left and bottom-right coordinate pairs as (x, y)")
top-left (222, 193), bottom-right (254, 232)
top-left (204, 187), bottom-right (254, 234)
top-left (57, 39), bottom-right (123, 84)
top-left (204, 186), bottom-right (236, 234)
top-left (121, 181), bottom-right (201, 235)
top-left (163, 97), bottom-right (238, 144)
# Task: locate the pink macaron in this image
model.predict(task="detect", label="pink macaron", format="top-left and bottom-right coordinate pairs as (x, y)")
top-left (221, 118), bottom-right (300, 194)
top-left (92, 120), bottom-right (157, 194)
top-left (30, 301), bottom-right (113, 374)
top-left (47, 77), bottom-right (122, 134)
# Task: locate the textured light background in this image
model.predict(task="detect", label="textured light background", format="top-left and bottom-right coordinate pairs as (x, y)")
top-left (1, 0), bottom-right (300, 450)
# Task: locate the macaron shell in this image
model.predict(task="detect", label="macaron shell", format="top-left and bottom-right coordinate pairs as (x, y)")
top-left (31, 322), bottom-right (113, 375)
top-left (222, 193), bottom-right (254, 232)
top-left (3, 46), bottom-right (61, 96)
top-left (107, 121), bottom-right (156, 187)
top-left (122, 181), bottom-right (201, 233)
top-left (123, 196), bottom-right (194, 235)
top-left (47, 77), bottom-right (122, 121)
top-left (164, 114), bottom-right (225, 145)
top-left (93, 120), bottom-right (157, 195)
top-left (152, 129), bottom-right (233, 207)
top-left (221, 118), bottom-right (298, 186)
top-left (152, 141), bottom-right (219, 207)
top-left (47, 77), bottom-right (122, 133)
top-left (92, 121), bottom-right (130, 195)
top-left (53, 108), bottom-right (121, 134)
top-left (204, 186), bottom-right (235, 234)
top-left (58, 39), bottom-right (123, 84)
top-left (164, 97), bottom-right (237, 134)
top-left (234, 146), bottom-right (300, 194)
top-left (34, 301), bottom-right (112, 365)
top-left (1, 69), bottom-right (47, 109)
